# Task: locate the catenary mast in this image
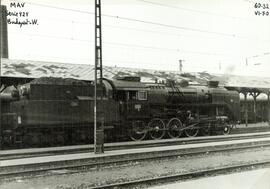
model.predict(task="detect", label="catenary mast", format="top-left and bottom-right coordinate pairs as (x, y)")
top-left (94, 0), bottom-right (104, 154)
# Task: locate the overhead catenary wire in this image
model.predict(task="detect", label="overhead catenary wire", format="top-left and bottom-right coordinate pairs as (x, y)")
top-left (242, 0), bottom-right (257, 3)
top-left (9, 32), bottom-right (245, 58)
top-left (9, 31), bottom-right (269, 67)
top-left (5, 0), bottom-right (270, 42)
top-left (3, 0), bottom-right (269, 71)
top-left (137, 0), bottom-right (248, 20)
top-left (19, 14), bottom-right (269, 44)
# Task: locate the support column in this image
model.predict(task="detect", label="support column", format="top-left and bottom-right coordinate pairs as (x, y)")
top-left (261, 103), bottom-right (263, 122)
top-left (1, 5), bottom-right (9, 58)
top-left (94, 0), bottom-right (104, 154)
top-left (244, 92), bottom-right (248, 127)
top-left (0, 6), bottom-right (4, 150)
top-left (249, 91), bottom-right (260, 123)
top-left (267, 91), bottom-right (270, 126)
top-left (0, 85), bottom-right (1, 150)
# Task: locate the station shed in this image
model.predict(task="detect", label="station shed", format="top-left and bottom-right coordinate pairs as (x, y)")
top-left (1, 58), bottom-right (270, 126)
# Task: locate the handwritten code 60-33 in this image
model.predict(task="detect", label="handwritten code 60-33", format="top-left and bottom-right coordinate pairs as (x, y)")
top-left (254, 3), bottom-right (269, 16)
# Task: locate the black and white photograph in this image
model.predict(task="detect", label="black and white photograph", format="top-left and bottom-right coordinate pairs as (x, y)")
top-left (0, 0), bottom-right (270, 188)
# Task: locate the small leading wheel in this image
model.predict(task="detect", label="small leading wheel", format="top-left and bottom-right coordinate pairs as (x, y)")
top-left (222, 125), bottom-right (231, 135)
top-left (167, 118), bottom-right (183, 138)
top-left (184, 124), bottom-right (199, 137)
top-left (129, 120), bottom-right (147, 141)
top-left (148, 118), bottom-right (166, 140)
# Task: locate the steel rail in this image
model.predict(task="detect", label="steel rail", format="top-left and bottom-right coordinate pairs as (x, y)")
top-left (1, 139), bottom-right (270, 181)
top-left (93, 160), bottom-right (270, 189)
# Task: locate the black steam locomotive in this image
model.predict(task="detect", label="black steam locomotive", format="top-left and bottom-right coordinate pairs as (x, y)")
top-left (0, 76), bottom-right (240, 148)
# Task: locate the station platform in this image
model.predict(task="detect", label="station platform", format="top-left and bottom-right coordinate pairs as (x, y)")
top-left (232, 122), bottom-right (270, 134)
top-left (236, 122), bottom-right (269, 128)
top-left (151, 168), bottom-right (270, 189)
top-left (0, 125), bottom-right (270, 162)
top-left (1, 135), bottom-right (270, 169)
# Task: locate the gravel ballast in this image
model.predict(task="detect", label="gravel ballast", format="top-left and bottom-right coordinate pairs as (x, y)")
top-left (1, 146), bottom-right (270, 189)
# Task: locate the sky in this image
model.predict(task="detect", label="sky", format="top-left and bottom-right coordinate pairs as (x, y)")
top-left (1, 0), bottom-right (270, 77)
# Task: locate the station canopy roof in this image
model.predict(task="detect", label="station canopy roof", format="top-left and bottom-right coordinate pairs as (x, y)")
top-left (1, 58), bottom-right (270, 93)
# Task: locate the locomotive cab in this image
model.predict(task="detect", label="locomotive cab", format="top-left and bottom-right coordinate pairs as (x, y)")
top-left (111, 77), bottom-right (150, 120)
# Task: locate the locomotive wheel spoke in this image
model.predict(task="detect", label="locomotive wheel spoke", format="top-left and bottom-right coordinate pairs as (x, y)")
top-left (184, 125), bottom-right (199, 137)
top-left (167, 118), bottom-right (183, 138)
top-left (129, 120), bottom-right (147, 141)
top-left (148, 118), bottom-right (166, 140)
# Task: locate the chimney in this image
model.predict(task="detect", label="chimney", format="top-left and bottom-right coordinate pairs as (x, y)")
top-left (1, 5), bottom-right (9, 58)
top-left (179, 59), bottom-right (184, 72)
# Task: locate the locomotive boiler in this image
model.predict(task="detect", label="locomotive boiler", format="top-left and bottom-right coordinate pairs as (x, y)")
top-left (0, 76), bottom-right (240, 148)
top-left (121, 78), bottom-right (240, 140)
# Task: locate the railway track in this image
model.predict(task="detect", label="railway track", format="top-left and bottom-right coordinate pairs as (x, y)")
top-left (1, 131), bottom-right (270, 161)
top-left (1, 135), bottom-right (270, 183)
top-left (94, 160), bottom-right (270, 189)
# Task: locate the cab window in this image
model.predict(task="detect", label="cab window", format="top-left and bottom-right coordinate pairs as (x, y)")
top-left (116, 90), bottom-right (147, 101)
top-left (128, 91), bottom-right (137, 100)
top-left (138, 91), bottom-right (147, 100)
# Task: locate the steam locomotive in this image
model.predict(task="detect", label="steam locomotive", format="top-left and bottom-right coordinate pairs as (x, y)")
top-left (0, 76), bottom-right (240, 148)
